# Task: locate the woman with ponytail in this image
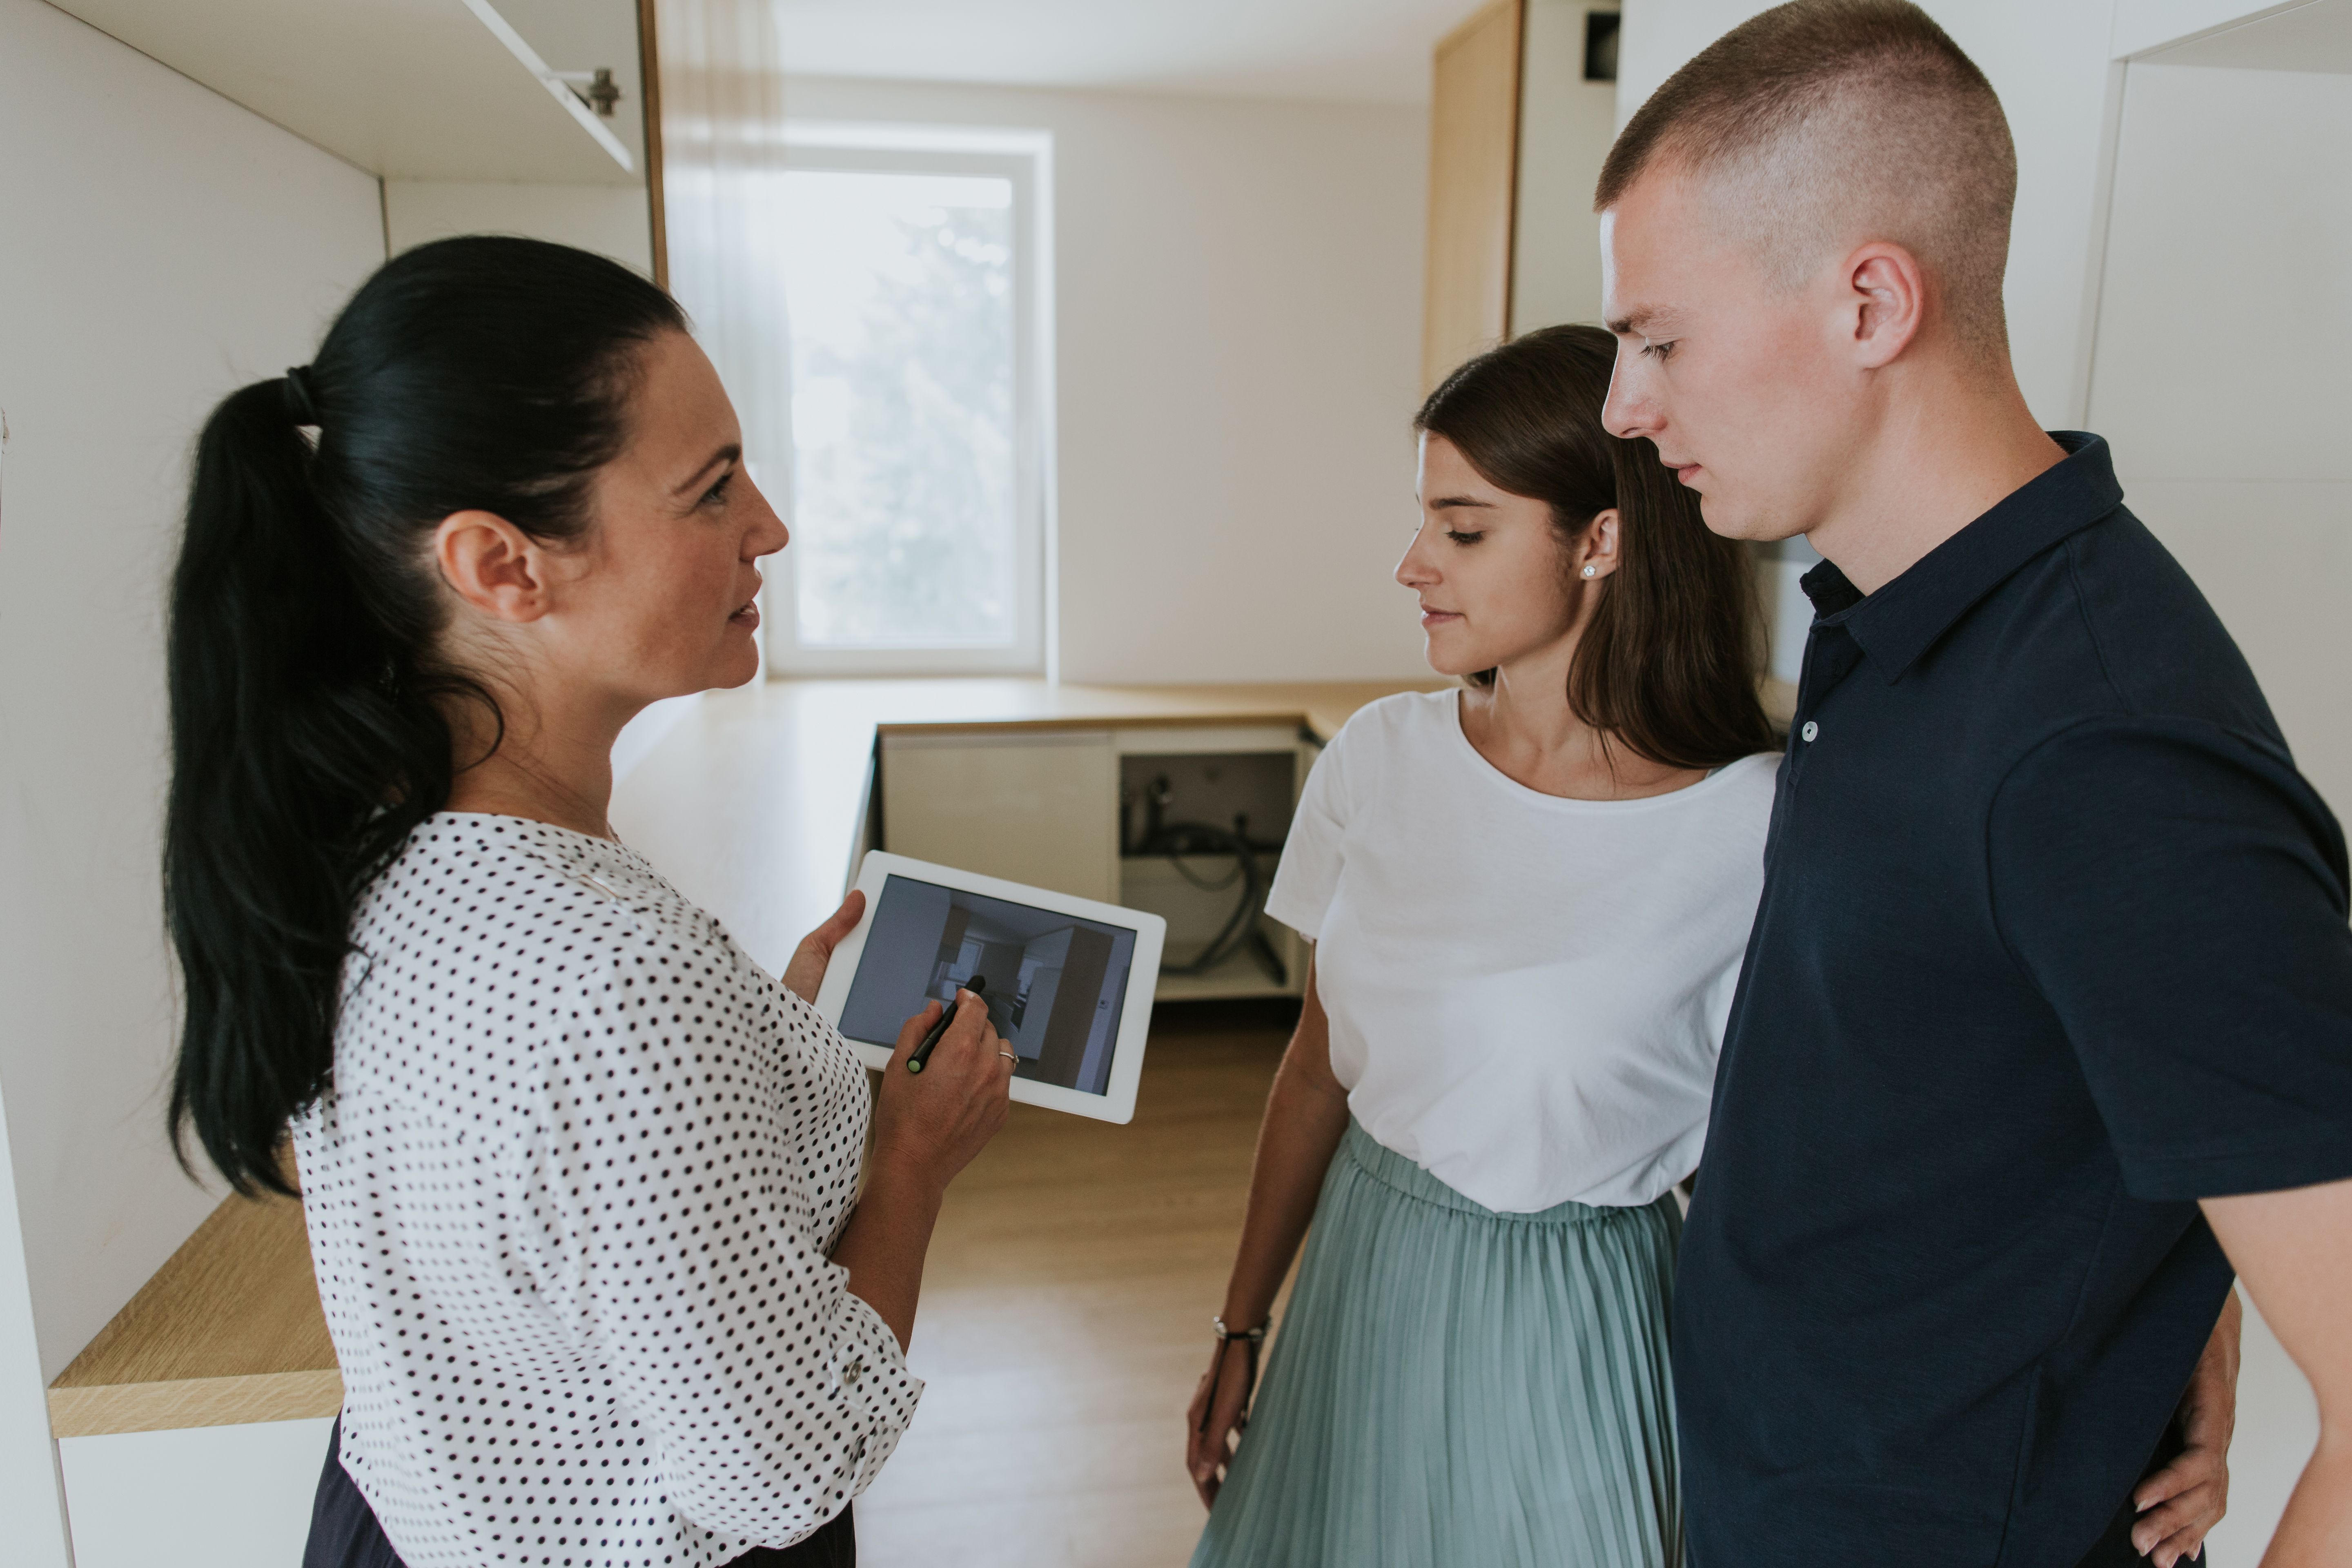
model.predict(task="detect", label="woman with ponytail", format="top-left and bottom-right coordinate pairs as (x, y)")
top-left (166, 236), bottom-right (1011, 1568)
top-left (1185, 325), bottom-right (1781, 1568)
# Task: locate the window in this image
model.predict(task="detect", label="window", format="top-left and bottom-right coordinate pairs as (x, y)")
top-left (764, 129), bottom-right (1053, 675)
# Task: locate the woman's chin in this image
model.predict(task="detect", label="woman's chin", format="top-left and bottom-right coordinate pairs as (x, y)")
top-left (657, 639), bottom-right (762, 700)
top-left (1421, 637), bottom-right (1486, 679)
top-left (715, 639), bottom-right (764, 690)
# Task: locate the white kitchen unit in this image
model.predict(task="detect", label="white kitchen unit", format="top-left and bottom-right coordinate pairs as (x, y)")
top-left (879, 728), bottom-right (1124, 903)
top-left (877, 720), bottom-right (1319, 1000)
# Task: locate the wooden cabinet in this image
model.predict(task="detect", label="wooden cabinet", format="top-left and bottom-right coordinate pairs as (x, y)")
top-left (1421, 0), bottom-right (1622, 390)
top-left (1423, 0), bottom-right (1525, 392)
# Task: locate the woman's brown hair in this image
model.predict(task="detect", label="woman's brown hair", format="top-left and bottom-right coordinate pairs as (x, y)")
top-left (1415, 323), bottom-right (1777, 771)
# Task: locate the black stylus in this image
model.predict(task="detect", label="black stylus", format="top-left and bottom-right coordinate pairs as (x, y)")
top-left (906, 976), bottom-right (986, 1074)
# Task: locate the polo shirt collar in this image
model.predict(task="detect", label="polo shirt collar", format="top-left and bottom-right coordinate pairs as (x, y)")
top-left (1800, 432), bottom-right (2125, 682)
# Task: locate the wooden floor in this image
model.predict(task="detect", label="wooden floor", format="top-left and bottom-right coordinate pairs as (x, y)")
top-left (856, 1001), bottom-right (1293, 1568)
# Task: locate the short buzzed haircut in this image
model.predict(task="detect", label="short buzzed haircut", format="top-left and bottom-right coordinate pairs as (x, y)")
top-left (1595, 0), bottom-right (2017, 360)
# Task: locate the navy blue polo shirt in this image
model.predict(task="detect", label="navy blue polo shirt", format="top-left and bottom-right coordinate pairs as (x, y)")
top-left (1677, 434), bottom-right (2352, 1568)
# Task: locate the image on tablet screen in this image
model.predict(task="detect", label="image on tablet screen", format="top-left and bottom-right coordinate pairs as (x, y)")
top-left (839, 875), bottom-right (1138, 1096)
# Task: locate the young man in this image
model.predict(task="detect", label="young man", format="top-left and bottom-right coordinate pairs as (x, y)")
top-left (1594, 3), bottom-right (2352, 1566)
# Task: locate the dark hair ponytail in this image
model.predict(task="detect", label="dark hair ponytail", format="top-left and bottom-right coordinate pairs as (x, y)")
top-left (1414, 323), bottom-right (1777, 770)
top-left (166, 236), bottom-right (686, 1194)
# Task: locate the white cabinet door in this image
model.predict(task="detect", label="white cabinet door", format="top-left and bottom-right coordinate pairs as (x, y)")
top-left (879, 730), bottom-right (1119, 903)
top-left (59, 1417), bottom-right (333, 1568)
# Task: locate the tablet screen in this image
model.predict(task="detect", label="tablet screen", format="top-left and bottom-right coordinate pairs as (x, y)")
top-left (839, 873), bottom-right (1140, 1097)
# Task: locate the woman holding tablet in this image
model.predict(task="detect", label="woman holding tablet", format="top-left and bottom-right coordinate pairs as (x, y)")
top-left (1185, 325), bottom-right (1779, 1568)
top-left (164, 237), bottom-right (1011, 1568)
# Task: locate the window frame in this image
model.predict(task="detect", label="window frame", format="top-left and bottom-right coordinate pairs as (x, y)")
top-left (761, 130), bottom-right (1055, 677)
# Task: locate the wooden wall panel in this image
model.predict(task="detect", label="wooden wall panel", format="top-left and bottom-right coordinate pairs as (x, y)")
top-left (1422, 0), bottom-right (1524, 391)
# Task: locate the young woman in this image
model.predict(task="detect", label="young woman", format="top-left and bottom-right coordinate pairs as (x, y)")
top-left (164, 237), bottom-right (1013, 1568)
top-left (1185, 324), bottom-right (1780, 1568)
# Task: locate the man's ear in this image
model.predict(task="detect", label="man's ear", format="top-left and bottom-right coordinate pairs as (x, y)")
top-left (1844, 242), bottom-right (1927, 370)
top-left (435, 510), bottom-right (550, 623)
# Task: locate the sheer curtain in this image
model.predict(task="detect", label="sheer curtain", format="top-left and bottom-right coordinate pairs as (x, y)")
top-left (654, 0), bottom-right (793, 670)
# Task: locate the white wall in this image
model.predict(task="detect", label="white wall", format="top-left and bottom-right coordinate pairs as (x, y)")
top-left (1511, 0), bottom-right (1621, 334)
top-left (780, 76), bottom-right (1434, 686)
top-left (2086, 61), bottom-right (2352, 815)
top-left (0, 1097), bottom-right (70, 1564)
top-left (385, 179), bottom-right (655, 275)
top-left (0, 4), bottom-right (386, 1555)
top-left (1617, 0), bottom-right (2120, 429)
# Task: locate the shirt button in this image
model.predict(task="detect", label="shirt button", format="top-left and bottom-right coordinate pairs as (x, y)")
top-left (842, 1357), bottom-right (864, 1388)
top-left (1801, 721), bottom-right (1819, 742)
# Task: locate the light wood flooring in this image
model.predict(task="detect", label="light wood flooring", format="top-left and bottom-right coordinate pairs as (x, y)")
top-left (855, 1001), bottom-right (1293, 1568)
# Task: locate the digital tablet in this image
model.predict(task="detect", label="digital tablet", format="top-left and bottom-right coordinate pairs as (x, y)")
top-left (813, 851), bottom-right (1167, 1125)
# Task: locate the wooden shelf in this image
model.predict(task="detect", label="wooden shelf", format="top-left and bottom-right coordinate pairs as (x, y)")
top-left (49, 1188), bottom-right (338, 1438)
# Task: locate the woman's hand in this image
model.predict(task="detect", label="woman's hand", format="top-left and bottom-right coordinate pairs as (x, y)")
top-left (1186, 1336), bottom-right (1257, 1508)
top-left (829, 991), bottom-right (1013, 1350)
top-left (2131, 1291), bottom-right (2241, 1566)
top-left (1180, 958), bottom-right (1346, 1512)
top-left (782, 891), bottom-right (866, 1003)
top-left (871, 991), bottom-right (1014, 1196)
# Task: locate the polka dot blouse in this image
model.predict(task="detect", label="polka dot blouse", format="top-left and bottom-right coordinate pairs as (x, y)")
top-left (292, 814), bottom-right (920, 1568)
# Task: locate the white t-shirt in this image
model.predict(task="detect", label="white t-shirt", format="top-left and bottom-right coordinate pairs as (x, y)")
top-left (1265, 690), bottom-right (1778, 1213)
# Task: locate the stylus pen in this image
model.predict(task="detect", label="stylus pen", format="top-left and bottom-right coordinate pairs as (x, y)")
top-left (907, 976), bottom-right (986, 1074)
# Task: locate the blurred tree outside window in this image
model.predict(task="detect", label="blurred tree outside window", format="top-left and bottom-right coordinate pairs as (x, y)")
top-left (775, 169), bottom-right (1020, 652)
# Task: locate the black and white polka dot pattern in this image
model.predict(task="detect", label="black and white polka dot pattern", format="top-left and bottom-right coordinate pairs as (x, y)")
top-left (292, 813), bottom-right (919, 1567)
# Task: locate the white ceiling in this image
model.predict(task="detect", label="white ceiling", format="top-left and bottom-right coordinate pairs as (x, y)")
top-left (767, 0), bottom-right (1490, 106)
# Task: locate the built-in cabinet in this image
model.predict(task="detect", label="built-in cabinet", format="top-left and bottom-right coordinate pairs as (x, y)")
top-left (49, 0), bottom-right (665, 278)
top-left (1421, 0), bottom-right (1621, 390)
top-left (2083, 0), bottom-right (2352, 824)
top-left (880, 729), bottom-right (1123, 903)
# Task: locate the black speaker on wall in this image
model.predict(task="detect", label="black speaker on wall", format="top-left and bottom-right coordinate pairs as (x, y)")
top-left (1585, 11), bottom-right (1621, 82)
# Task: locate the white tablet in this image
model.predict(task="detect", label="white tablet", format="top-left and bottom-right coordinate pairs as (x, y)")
top-left (813, 851), bottom-right (1168, 1125)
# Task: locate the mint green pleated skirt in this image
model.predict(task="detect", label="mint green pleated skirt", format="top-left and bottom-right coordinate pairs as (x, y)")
top-left (1190, 1120), bottom-right (1683, 1568)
